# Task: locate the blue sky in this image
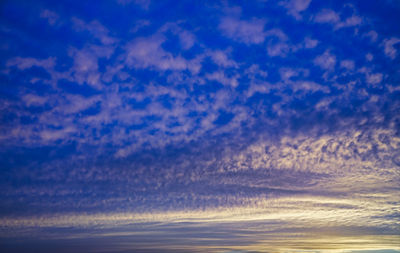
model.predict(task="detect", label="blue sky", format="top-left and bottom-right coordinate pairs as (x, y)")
top-left (0, 0), bottom-right (400, 252)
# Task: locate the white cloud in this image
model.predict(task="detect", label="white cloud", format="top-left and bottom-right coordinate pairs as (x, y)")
top-left (313, 50), bottom-right (336, 70)
top-left (219, 17), bottom-right (267, 45)
top-left (205, 71), bottom-right (239, 87)
top-left (358, 68), bottom-right (384, 87)
top-left (303, 37), bottom-right (318, 48)
top-left (314, 9), bottom-right (340, 24)
top-left (264, 29), bottom-right (293, 57)
top-left (313, 9), bottom-right (362, 29)
top-left (6, 57), bottom-right (56, 70)
top-left (226, 128), bottom-right (400, 178)
top-left (71, 17), bottom-right (117, 45)
top-left (246, 82), bottom-right (272, 98)
top-left (22, 94), bottom-right (48, 107)
top-left (364, 30), bottom-right (378, 42)
top-left (335, 15), bottom-right (362, 29)
top-left (125, 35), bottom-right (201, 73)
top-left (267, 42), bottom-right (291, 57)
top-left (365, 53), bottom-right (373, 61)
top-left (340, 60), bottom-right (355, 70)
top-left (366, 73), bottom-right (383, 85)
top-left (130, 19), bottom-right (151, 33)
top-left (383, 37), bottom-right (400, 59)
top-left (292, 81), bottom-right (330, 93)
top-left (39, 126), bottom-right (77, 141)
top-left (264, 28), bottom-right (288, 41)
top-left (280, 0), bottom-right (312, 20)
top-left (160, 23), bottom-right (197, 50)
top-left (279, 67), bottom-right (308, 81)
top-left (68, 46), bottom-right (114, 87)
top-left (245, 64), bottom-right (268, 79)
top-left (178, 30), bottom-right (195, 50)
top-left (208, 50), bottom-right (238, 68)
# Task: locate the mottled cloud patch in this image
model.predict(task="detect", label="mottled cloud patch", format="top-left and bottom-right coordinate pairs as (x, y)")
top-left (314, 9), bottom-right (340, 24)
top-left (280, 0), bottom-right (312, 20)
top-left (303, 37), bottom-right (319, 48)
top-left (383, 37), bottom-right (400, 59)
top-left (71, 17), bottom-right (117, 45)
top-left (124, 35), bottom-right (200, 73)
top-left (340, 60), bottom-right (355, 70)
top-left (313, 8), bottom-right (362, 29)
top-left (313, 50), bottom-right (336, 70)
top-left (1, 128), bottom-right (399, 251)
top-left (219, 16), bottom-right (267, 45)
top-left (6, 57), bottom-right (56, 71)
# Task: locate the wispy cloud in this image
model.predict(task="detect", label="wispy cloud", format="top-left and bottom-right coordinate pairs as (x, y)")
top-left (313, 50), bottom-right (336, 70)
top-left (383, 37), bottom-right (400, 59)
top-left (313, 8), bottom-right (363, 30)
top-left (219, 16), bottom-right (267, 45)
top-left (40, 9), bottom-right (60, 26)
top-left (280, 0), bottom-right (312, 20)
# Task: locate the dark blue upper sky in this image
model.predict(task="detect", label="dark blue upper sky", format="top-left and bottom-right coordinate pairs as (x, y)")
top-left (0, 0), bottom-right (400, 252)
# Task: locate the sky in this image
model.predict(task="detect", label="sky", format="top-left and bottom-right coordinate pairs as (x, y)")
top-left (0, 0), bottom-right (400, 252)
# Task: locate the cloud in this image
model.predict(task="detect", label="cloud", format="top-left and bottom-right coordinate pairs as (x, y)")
top-left (263, 29), bottom-right (294, 57)
top-left (364, 30), bottom-right (378, 42)
top-left (280, 0), bottom-right (312, 20)
top-left (335, 15), bottom-right (362, 29)
top-left (245, 64), bottom-right (268, 79)
top-left (129, 19), bottom-right (151, 33)
top-left (267, 42), bottom-right (291, 57)
top-left (40, 9), bottom-right (60, 26)
top-left (1, 126), bottom-right (399, 251)
top-left (160, 23), bottom-right (197, 50)
top-left (340, 60), bottom-right (355, 70)
top-left (365, 53), bottom-right (373, 61)
top-left (68, 45), bottom-right (114, 87)
top-left (266, 35), bottom-right (318, 57)
top-left (39, 126), bottom-right (77, 141)
top-left (313, 9), bottom-right (362, 29)
top-left (177, 30), bottom-right (195, 50)
top-left (366, 73), bottom-right (383, 86)
top-left (358, 67), bottom-right (384, 87)
top-left (219, 16), bottom-right (267, 45)
top-left (225, 128), bottom-right (400, 183)
top-left (313, 50), bottom-right (336, 70)
top-left (1, 4), bottom-right (399, 250)
top-left (207, 50), bottom-right (238, 68)
top-left (264, 28), bottom-right (288, 41)
top-left (6, 57), bottom-right (56, 71)
top-left (303, 37), bottom-right (319, 48)
top-left (22, 94), bottom-right (48, 107)
top-left (125, 35), bottom-right (201, 73)
top-left (383, 37), bottom-right (400, 59)
top-left (292, 80), bottom-right (330, 93)
top-left (314, 9), bottom-right (340, 24)
top-left (117, 0), bottom-right (151, 9)
top-left (279, 67), bottom-right (307, 81)
top-left (205, 71), bottom-right (239, 87)
top-left (71, 17), bottom-right (117, 45)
